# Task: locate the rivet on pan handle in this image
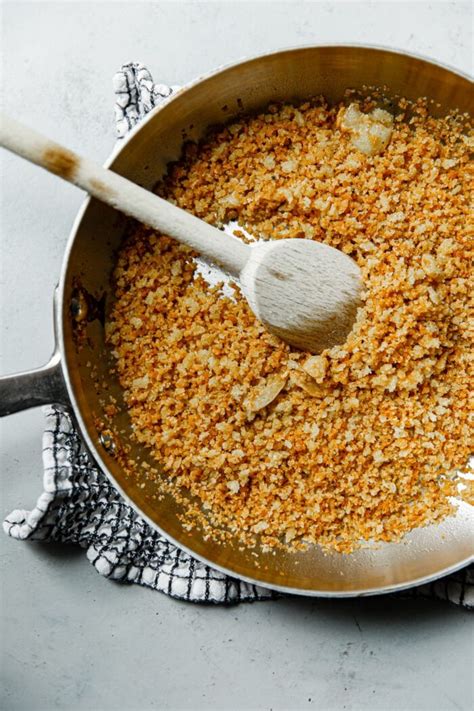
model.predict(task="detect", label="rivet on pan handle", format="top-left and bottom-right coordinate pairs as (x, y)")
top-left (0, 288), bottom-right (69, 416)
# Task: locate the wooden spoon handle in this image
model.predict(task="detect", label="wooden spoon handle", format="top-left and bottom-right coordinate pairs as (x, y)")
top-left (0, 114), bottom-right (249, 277)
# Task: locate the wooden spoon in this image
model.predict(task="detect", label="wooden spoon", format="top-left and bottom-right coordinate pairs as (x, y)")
top-left (0, 114), bottom-right (362, 353)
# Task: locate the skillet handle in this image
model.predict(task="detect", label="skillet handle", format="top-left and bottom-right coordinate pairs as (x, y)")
top-left (0, 351), bottom-right (68, 416)
top-left (0, 288), bottom-right (69, 416)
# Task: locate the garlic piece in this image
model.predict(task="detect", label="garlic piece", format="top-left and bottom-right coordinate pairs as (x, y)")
top-left (337, 103), bottom-right (394, 156)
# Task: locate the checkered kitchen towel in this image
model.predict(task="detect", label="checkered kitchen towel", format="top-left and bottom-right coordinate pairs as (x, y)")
top-left (3, 63), bottom-right (473, 607)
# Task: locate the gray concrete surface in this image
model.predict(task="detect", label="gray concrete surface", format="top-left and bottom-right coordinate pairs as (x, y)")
top-left (1, 2), bottom-right (473, 710)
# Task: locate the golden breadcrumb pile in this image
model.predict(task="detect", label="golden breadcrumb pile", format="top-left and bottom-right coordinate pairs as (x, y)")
top-left (106, 95), bottom-right (473, 552)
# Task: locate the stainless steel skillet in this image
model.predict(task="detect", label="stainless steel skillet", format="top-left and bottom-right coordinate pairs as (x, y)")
top-left (1, 46), bottom-right (473, 596)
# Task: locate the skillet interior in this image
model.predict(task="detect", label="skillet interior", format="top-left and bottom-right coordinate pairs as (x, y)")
top-left (60, 46), bottom-right (473, 595)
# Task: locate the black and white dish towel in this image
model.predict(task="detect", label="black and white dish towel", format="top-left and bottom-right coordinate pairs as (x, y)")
top-left (4, 62), bottom-right (473, 608)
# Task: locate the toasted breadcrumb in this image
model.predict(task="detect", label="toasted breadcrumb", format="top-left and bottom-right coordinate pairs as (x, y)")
top-left (106, 95), bottom-right (473, 553)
